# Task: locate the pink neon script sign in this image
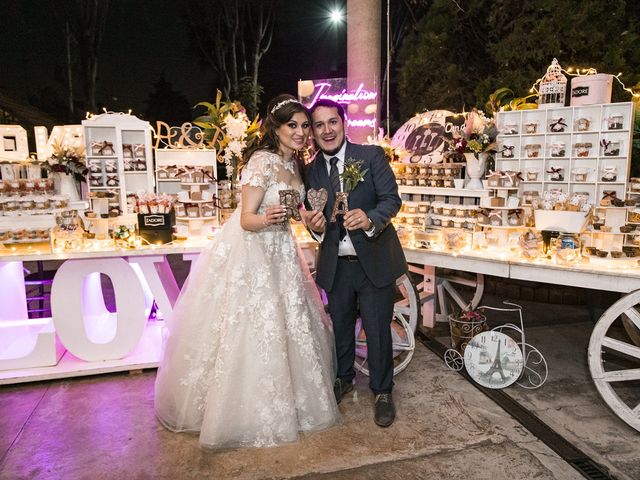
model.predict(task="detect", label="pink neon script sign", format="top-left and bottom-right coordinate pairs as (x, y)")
top-left (307, 82), bottom-right (377, 107)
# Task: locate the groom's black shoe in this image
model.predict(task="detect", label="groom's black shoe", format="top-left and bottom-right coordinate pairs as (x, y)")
top-left (333, 378), bottom-right (354, 404)
top-left (374, 393), bottom-right (395, 427)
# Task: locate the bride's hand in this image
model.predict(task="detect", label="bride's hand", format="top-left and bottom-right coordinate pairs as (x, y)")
top-left (264, 205), bottom-right (286, 226)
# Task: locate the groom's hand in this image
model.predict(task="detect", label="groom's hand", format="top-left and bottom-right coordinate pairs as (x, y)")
top-left (301, 209), bottom-right (326, 234)
top-left (344, 208), bottom-right (371, 231)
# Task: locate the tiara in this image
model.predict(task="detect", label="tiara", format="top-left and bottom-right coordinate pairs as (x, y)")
top-left (270, 98), bottom-right (299, 114)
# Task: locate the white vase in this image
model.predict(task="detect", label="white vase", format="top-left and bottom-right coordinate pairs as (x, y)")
top-left (52, 172), bottom-right (81, 202)
top-left (464, 152), bottom-right (487, 190)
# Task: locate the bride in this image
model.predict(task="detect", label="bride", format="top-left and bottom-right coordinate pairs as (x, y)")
top-left (155, 94), bottom-right (340, 449)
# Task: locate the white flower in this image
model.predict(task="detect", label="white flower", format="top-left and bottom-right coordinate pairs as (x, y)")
top-left (227, 139), bottom-right (246, 156)
top-left (224, 113), bottom-right (249, 139)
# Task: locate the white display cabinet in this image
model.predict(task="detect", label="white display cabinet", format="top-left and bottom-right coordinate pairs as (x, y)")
top-left (154, 149), bottom-right (217, 195)
top-left (81, 113), bottom-right (154, 214)
top-left (155, 148), bottom-right (218, 235)
top-left (397, 185), bottom-right (485, 233)
top-left (495, 102), bottom-right (635, 205)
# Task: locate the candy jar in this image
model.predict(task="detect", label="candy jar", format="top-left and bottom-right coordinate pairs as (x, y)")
top-left (51, 210), bottom-right (85, 251)
top-left (554, 233), bottom-right (581, 264)
top-left (518, 229), bottom-right (543, 260)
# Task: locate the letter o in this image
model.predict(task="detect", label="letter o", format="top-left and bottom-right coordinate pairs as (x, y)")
top-left (51, 258), bottom-right (146, 361)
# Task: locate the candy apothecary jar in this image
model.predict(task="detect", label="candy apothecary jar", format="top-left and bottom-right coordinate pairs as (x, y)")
top-left (554, 233), bottom-right (581, 264)
top-left (51, 210), bottom-right (85, 252)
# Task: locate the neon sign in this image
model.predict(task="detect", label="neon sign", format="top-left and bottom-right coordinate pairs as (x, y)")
top-left (298, 78), bottom-right (378, 135)
top-left (307, 82), bottom-right (377, 107)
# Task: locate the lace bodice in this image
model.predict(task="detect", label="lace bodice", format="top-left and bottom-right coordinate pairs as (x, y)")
top-left (239, 150), bottom-right (305, 214)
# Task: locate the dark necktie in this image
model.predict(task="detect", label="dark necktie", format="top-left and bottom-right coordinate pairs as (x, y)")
top-left (329, 157), bottom-right (341, 194)
top-left (329, 157), bottom-right (346, 240)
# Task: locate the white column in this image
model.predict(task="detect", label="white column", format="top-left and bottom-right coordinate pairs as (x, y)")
top-left (347, 0), bottom-right (381, 143)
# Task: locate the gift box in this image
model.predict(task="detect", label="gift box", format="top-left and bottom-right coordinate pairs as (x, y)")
top-left (137, 211), bottom-right (175, 244)
top-left (502, 171), bottom-right (523, 187)
top-left (606, 115), bottom-right (624, 130)
top-left (546, 167), bottom-right (564, 181)
top-left (487, 172), bottom-right (502, 187)
top-left (524, 144), bottom-right (541, 158)
top-left (601, 166), bottom-right (617, 182)
top-left (575, 117), bottom-right (591, 132)
top-left (569, 73), bottom-right (612, 106)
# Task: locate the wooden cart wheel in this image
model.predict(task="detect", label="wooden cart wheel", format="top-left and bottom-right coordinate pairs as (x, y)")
top-left (588, 289), bottom-right (640, 432)
top-left (435, 269), bottom-right (485, 323)
top-left (622, 315), bottom-right (640, 347)
top-left (354, 273), bottom-right (421, 376)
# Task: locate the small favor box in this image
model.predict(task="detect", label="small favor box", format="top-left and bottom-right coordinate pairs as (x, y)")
top-left (137, 211), bottom-right (175, 244)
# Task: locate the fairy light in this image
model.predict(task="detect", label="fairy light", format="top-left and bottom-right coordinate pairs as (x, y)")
top-left (530, 64), bottom-right (640, 99)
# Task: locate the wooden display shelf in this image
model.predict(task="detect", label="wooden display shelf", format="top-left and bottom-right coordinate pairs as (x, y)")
top-left (477, 223), bottom-right (524, 229)
top-left (176, 216), bottom-right (217, 221)
top-left (178, 199), bottom-right (215, 204)
top-left (398, 186), bottom-right (486, 197)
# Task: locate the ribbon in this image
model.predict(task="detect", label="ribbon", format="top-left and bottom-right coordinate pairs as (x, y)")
top-left (478, 208), bottom-right (491, 217)
top-left (549, 118), bottom-right (567, 130)
top-left (600, 139), bottom-right (612, 152)
top-left (501, 145), bottom-right (515, 155)
top-left (487, 170), bottom-right (504, 178)
top-left (489, 210), bottom-right (502, 219)
top-left (602, 191), bottom-right (617, 200)
top-left (509, 209), bottom-right (523, 219)
top-left (98, 141), bottom-right (114, 154)
top-left (546, 167), bottom-right (563, 175)
top-left (122, 144), bottom-right (134, 157)
top-left (105, 175), bottom-right (119, 187)
top-left (200, 168), bottom-right (215, 182)
top-left (503, 171), bottom-right (523, 184)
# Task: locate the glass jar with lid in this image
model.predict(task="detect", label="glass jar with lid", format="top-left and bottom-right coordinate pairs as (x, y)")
top-left (554, 233), bottom-right (581, 264)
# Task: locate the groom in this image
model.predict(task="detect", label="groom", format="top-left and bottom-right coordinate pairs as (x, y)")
top-left (302, 99), bottom-right (407, 427)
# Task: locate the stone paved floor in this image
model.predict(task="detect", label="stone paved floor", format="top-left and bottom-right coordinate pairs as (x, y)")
top-left (1, 342), bottom-right (586, 480)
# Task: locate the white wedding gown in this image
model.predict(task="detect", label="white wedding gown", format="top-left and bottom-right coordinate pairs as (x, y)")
top-left (154, 151), bottom-right (340, 449)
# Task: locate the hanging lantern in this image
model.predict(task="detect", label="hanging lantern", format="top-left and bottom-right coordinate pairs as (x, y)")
top-left (538, 58), bottom-right (567, 109)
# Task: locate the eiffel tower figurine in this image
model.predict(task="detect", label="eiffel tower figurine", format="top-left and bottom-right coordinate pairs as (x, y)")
top-left (481, 339), bottom-right (508, 383)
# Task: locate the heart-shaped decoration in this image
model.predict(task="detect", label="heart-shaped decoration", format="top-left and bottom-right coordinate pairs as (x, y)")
top-left (307, 188), bottom-right (328, 212)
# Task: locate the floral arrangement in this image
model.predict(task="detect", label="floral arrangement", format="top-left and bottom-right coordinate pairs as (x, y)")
top-left (366, 129), bottom-right (406, 163)
top-left (43, 137), bottom-right (88, 183)
top-left (194, 90), bottom-right (261, 181)
top-left (340, 158), bottom-right (368, 192)
top-left (446, 109), bottom-right (498, 160)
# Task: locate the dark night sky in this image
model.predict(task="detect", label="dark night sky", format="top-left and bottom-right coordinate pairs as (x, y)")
top-left (0, 0), bottom-right (347, 121)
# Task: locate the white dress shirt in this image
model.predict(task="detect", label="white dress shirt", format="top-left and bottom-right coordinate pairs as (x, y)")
top-left (312, 143), bottom-right (374, 256)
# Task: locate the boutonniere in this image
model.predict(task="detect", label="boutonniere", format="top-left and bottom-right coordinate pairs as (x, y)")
top-left (340, 158), bottom-right (369, 192)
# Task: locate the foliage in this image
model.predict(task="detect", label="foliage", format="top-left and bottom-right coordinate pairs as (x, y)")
top-left (42, 137), bottom-right (88, 183)
top-left (396, 0), bottom-right (640, 117)
top-left (193, 90), bottom-right (261, 180)
top-left (340, 158), bottom-right (369, 193)
top-left (485, 87), bottom-right (538, 114)
top-left (183, 0), bottom-right (276, 117)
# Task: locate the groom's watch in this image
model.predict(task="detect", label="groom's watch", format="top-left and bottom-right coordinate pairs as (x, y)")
top-left (366, 217), bottom-right (375, 233)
